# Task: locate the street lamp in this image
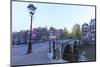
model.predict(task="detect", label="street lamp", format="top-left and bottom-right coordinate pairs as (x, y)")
top-left (27, 4), bottom-right (36, 54)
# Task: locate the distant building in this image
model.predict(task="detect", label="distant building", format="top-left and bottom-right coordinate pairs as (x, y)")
top-left (49, 26), bottom-right (56, 36)
top-left (12, 30), bottom-right (29, 45)
top-left (32, 27), bottom-right (49, 41)
top-left (81, 19), bottom-right (96, 44)
top-left (89, 19), bottom-right (96, 41)
top-left (49, 27), bottom-right (63, 39)
top-left (82, 23), bottom-right (89, 37)
top-left (41, 27), bottom-right (49, 40)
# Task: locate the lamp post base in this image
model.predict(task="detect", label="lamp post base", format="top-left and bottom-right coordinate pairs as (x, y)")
top-left (27, 41), bottom-right (32, 54)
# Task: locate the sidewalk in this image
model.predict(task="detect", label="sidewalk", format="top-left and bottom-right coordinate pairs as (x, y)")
top-left (11, 45), bottom-right (67, 66)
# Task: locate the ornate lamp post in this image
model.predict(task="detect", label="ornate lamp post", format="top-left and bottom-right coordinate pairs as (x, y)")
top-left (27, 4), bottom-right (36, 54)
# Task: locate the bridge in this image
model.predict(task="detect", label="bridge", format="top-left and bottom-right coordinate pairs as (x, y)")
top-left (48, 38), bottom-right (86, 62)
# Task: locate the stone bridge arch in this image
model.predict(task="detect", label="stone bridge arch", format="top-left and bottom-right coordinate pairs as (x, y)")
top-left (58, 40), bottom-right (81, 62)
top-left (61, 41), bottom-right (74, 62)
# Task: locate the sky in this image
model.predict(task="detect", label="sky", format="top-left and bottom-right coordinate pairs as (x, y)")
top-left (12, 1), bottom-right (95, 32)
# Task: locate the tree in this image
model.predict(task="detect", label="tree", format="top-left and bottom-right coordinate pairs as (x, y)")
top-left (68, 32), bottom-right (74, 39)
top-left (71, 24), bottom-right (82, 39)
top-left (62, 27), bottom-right (69, 38)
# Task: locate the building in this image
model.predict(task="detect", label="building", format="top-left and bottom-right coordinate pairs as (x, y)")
top-left (49, 27), bottom-right (64, 39)
top-left (89, 19), bottom-right (96, 41)
top-left (82, 23), bottom-right (89, 37)
top-left (81, 19), bottom-right (96, 44)
top-left (32, 27), bottom-right (49, 41)
top-left (12, 30), bottom-right (29, 45)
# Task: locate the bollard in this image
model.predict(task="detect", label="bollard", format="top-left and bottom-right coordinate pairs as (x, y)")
top-left (73, 41), bottom-right (79, 62)
top-left (53, 40), bottom-right (56, 60)
top-left (49, 40), bottom-right (51, 53)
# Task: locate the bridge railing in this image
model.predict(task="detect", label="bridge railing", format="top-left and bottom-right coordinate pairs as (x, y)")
top-left (48, 38), bottom-right (86, 62)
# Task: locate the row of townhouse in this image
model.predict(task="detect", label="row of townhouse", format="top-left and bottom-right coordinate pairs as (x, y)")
top-left (82, 19), bottom-right (96, 44)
